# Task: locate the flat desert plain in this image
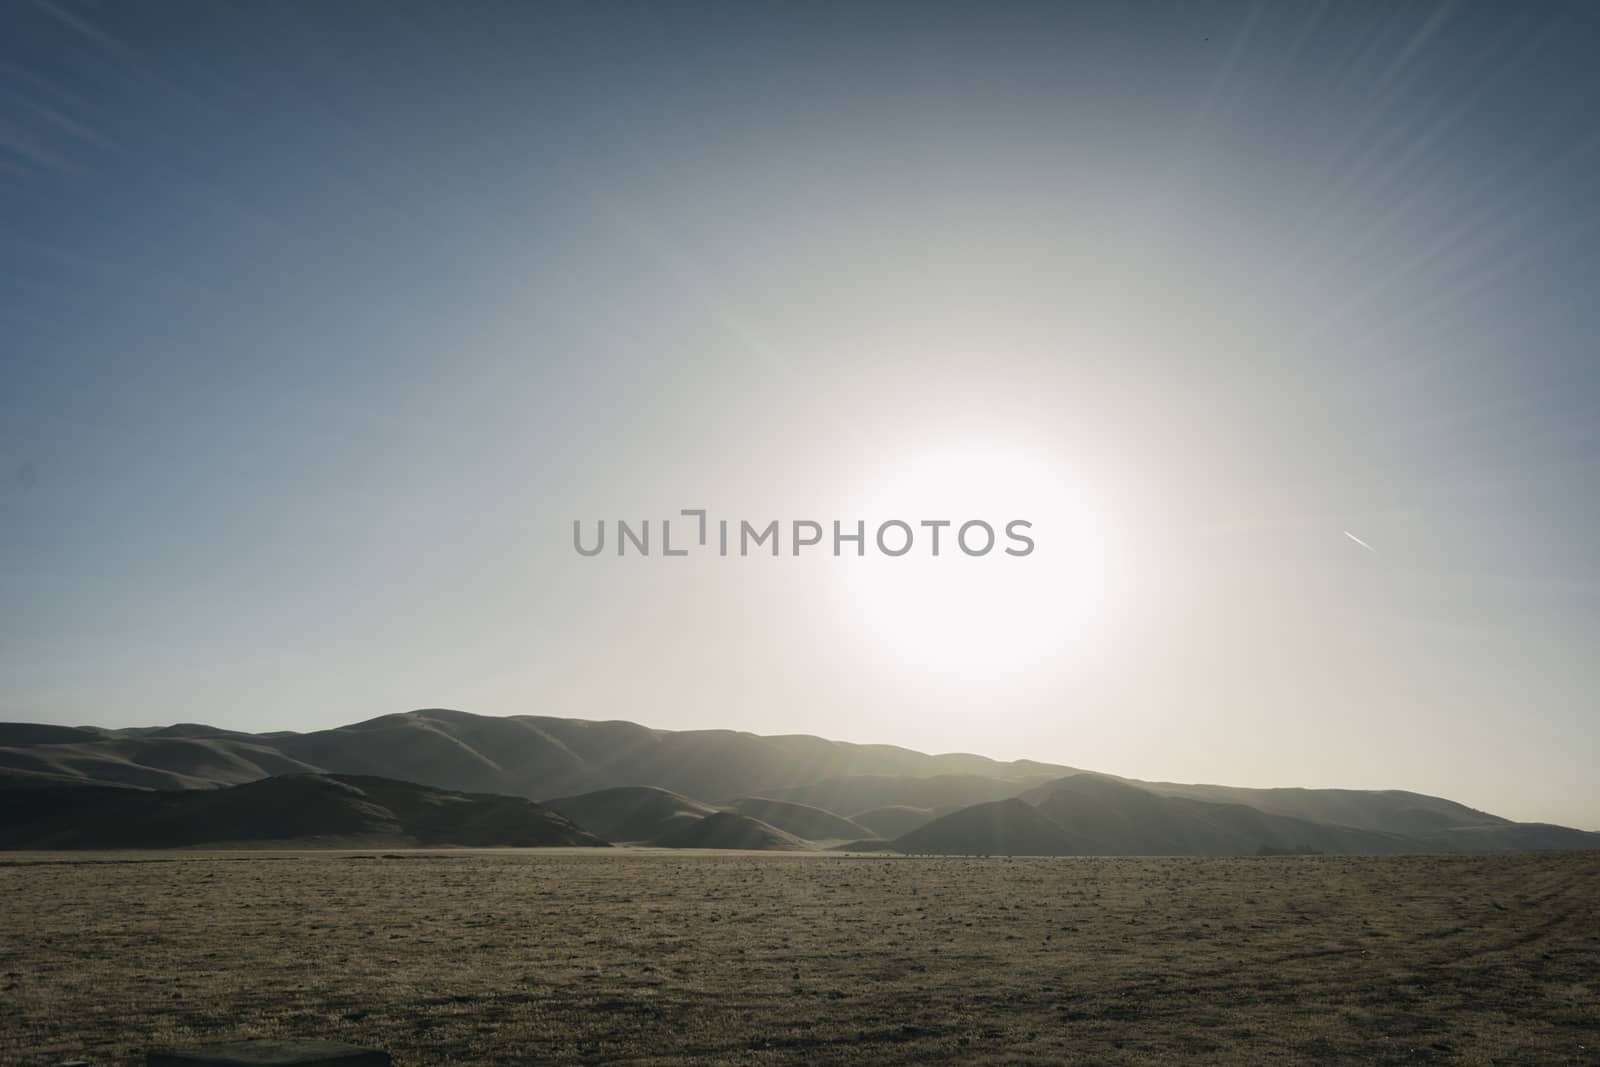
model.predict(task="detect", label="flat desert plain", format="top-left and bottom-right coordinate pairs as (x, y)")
top-left (2, 851), bottom-right (1596, 1065)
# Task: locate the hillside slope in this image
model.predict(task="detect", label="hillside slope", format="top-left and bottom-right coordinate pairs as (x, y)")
top-left (1130, 780), bottom-right (1510, 833)
top-left (0, 735), bottom-right (324, 791)
top-left (895, 798), bottom-right (1076, 856)
top-left (722, 797), bottom-right (871, 840)
top-left (544, 786), bottom-right (718, 843)
top-left (0, 709), bottom-right (1068, 807)
top-left (652, 811), bottom-right (809, 851)
top-left (751, 773), bottom-right (1055, 816)
top-left (0, 774), bottom-right (609, 849)
top-left (1022, 775), bottom-right (1414, 855)
top-left (1, 709), bottom-right (1592, 852)
top-left (260, 709), bottom-right (1071, 801)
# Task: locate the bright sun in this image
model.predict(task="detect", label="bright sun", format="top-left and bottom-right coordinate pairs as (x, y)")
top-left (839, 443), bottom-right (1124, 683)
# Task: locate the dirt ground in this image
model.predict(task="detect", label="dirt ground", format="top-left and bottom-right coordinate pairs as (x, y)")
top-left (2, 850), bottom-right (1596, 1065)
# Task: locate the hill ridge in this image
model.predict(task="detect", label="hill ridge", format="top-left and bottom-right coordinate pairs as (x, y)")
top-left (0, 773), bottom-right (609, 850)
top-left (2, 708), bottom-right (1594, 853)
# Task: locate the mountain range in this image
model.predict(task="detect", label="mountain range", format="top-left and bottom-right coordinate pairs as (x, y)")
top-left (2, 708), bottom-right (1595, 854)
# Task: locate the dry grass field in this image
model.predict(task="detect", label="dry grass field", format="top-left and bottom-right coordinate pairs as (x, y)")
top-left (2, 850), bottom-right (1596, 1065)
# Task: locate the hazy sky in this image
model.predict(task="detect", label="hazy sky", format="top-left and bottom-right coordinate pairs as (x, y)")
top-left (4, 2), bottom-right (1598, 827)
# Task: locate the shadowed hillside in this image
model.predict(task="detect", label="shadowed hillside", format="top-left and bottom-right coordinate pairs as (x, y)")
top-left (722, 797), bottom-right (871, 840)
top-left (886, 777), bottom-right (1599, 857)
top-left (1131, 781), bottom-right (1510, 833)
top-left (1, 708), bottom-right (1068, 801)
top-left (752, 773), bottom-right (1057, 815)
top-left (0, 774), bottom-right (608, 849)
top-left (895, 798), bottom-right (1076, 856)
top-left (652, 811), bottom-right (808, 851)
top-left (0, 735), bottom-right (325, 790)
top-left (0, 724), bottom-right (105, 746)
top-left (544, 786), bottom-right (717, 843)
top-left (1021, 774), bottom-right (1413, 855)
top-left (1, 709), bottom-right (1594, 853)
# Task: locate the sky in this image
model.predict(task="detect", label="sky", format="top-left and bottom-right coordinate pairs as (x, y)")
top-left (3, 1), bottom-right (1598, 828)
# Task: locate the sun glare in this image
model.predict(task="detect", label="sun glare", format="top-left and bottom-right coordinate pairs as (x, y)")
top-left (839, 443), bottom-right (1125, 684)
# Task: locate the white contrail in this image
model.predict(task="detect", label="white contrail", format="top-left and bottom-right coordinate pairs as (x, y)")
top-left (1343, 530), bottom-right (1377, 553)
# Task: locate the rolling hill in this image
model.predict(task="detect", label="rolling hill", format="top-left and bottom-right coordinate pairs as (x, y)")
top-left (651, 811), bottom-right (809, 851)
top-left (0, 734), bottom-right (325, 790)
top-left (886, 776), bottom-right (1599, 857)
top-left (0, 709), bottom-right (1072, 803)
top-left (1129, 780), bottom-right (1510, 833)
top-left (544, 786), bottom-right (718, 843)
top-left (1021, 774), bottom-right (1413, 855)
top-left (894, 798), bottom-right (1077, 856)
top-left (721, 797), bottom-right (872, 840)
top-left (542, 789), bottom-right (860, 848)
top-left (1, 708), bottom-right (1594, 854)
top-left (750, 773), bottom-right (1059, 816)
top-left (0, 774), bottom-right (608, 850)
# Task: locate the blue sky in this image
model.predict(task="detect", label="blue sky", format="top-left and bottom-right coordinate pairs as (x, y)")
top-left (3, 2), bottom-right (1598, 826)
